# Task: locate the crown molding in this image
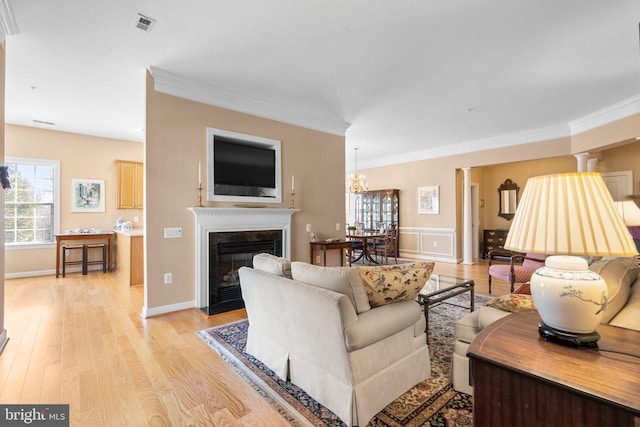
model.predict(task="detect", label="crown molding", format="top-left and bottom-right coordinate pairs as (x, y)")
top-left (569, 94), bottom-right (640, 135)
top-left (360, 123), bottom-right (571, 169)
top-left (0, 0), bottom-right (18, 41)
top-left (362, 93), bottom-right (640, 169)
top-left (148, 67), bottom-right (350, 137)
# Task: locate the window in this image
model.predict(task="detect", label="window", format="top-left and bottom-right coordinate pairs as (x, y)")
top-left (4, 157), bottom-right (60, 248)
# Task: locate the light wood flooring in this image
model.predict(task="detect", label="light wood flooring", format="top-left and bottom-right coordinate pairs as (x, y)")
top-left (0, 259), bottom-right (503, 426)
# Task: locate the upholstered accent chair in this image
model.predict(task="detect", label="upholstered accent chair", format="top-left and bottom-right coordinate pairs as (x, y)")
top-left (487, 250), bottom-right (547, 293)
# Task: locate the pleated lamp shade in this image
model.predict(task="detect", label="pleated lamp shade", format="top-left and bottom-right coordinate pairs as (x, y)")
top-left (503, 172), bottom-right (637, 343)
top-left (614, 200), bottom-right (640, 226)
top-left (504, 172), bottom-right (637, 257)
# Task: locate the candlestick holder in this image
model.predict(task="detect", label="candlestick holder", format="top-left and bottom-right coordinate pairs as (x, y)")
top-left (290, 191), bottom-right (295, 209)
top-left (196, 184), bottom-right (203, 207)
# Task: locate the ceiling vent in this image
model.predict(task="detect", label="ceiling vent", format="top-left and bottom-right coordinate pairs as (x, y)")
top-left (135, 13), bottom-right (156, 33)
top-left (32, 119), bottom-right (55, 126)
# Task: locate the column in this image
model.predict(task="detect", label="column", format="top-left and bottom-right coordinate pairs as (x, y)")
top-left (574, 153), bottom-right (589, 172)
top-left (462, 167), bottom-right (473, 265)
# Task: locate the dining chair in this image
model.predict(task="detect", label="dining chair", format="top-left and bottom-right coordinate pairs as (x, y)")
top-left (373, 224), bottom-right (399, 264)
top-left (487, 250), bottom-right (547, 293)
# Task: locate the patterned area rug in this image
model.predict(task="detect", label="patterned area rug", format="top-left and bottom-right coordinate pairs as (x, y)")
top-left (197, 293), bottom-right (489, 426)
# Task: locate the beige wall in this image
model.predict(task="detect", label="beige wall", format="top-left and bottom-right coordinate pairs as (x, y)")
top-left (144, 72), bottom-right (346, 313)
top-left (361, 122), bottom-right (640, 261)
top-left (5, 125), bottom-right (143, 275)
top-left (480, 156), bottom-right (577, 231)
top-left (572, 113), bottom-right (640, 154)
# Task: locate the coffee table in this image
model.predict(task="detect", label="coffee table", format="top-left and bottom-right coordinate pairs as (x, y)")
top-left (416, 273), bottom-right (475, 342)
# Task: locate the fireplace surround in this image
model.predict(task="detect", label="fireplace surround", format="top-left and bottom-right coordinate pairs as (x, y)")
top-left (189, 207), bottom-right (297, 314)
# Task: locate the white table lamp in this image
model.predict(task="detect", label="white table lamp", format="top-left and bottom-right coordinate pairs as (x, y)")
top-left (504, 172), bottom-right (638, 347)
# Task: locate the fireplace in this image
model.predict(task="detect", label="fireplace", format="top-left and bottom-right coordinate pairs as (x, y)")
top-left (189, 207), bottom-right (297, 314)
top-left (207, 230), bottom-right (283, 314)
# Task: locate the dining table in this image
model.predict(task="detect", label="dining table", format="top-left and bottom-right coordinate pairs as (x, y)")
top-left (346, 231), bottom-right (385, 265)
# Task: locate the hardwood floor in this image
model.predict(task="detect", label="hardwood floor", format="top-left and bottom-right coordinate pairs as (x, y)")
top-left (1, 259), bottom-right (499, 426)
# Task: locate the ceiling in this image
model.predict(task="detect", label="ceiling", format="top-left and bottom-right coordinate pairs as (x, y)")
top-left (5, 1), bottom-right (640, 170)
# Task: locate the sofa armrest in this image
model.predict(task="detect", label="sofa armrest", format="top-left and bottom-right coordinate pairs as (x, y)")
top-left (344, 301), bottom-right (422, 352)
top-left (608, 277), bottom-right (640, 331)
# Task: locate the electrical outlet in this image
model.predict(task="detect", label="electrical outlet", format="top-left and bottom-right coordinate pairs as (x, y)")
top-left (164, 227), bottom-right (182, 238)
top-left (164, 272), bottom-right (172, 284)
top-left (306, 224), bottom-right (312, 232)
top-left (433, 241), bottom-right (438, 248)
top-left (336, 222), bottom-right (341, 231)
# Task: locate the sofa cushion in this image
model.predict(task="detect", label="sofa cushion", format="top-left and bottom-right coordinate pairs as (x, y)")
top-left (608, 279), bottom-right (640, 331)
top-left (252, 253), bottom-right (292, 278)
top-left (589, 257), bottom-right (639, 323)
top-left (290, 262), bottom-right (370, 313)
top-left (358, 262), bottom-right (434, 308)
top-left (485, 294), bottom-right (536, 312)
top-left (454, 310), bottom-right (481, 343)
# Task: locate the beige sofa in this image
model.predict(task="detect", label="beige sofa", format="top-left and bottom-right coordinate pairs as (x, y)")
top-left (452, 257), bottom-right (640, 395)
top-left (238, 254), bottom-right (431, 426)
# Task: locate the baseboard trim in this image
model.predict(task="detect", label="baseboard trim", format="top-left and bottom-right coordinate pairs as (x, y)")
top-left (5, 265), bottom-right (110, 279)
top-left (142, 300), bottom-right (195, 318)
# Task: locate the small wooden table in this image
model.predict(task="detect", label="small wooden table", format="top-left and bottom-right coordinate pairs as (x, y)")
top-left (345, 232), bottom-right (384, 264)
top-left (55, 232), bottom-right (114, 278)
top-left (468, 310), bottom-right (640, 427)
top-left (309, 240), bottom-right (353, 266)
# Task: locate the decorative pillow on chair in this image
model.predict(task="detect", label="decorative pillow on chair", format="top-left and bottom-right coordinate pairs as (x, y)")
top-left (512, 283), bottom-right (531, 295)
top-left (486, 294), bottom-right (536, 312)
top-left (253, 253), bottom-right (292, 278)
top-left (359, 262), bottom-right (435, 308)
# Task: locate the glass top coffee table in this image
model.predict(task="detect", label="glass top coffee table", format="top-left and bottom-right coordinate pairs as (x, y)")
top-left (416, 274), bottom-right (475, 342)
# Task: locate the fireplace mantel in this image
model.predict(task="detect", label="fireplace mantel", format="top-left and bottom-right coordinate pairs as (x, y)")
top-left (188, 207), bottom-right (299, 309)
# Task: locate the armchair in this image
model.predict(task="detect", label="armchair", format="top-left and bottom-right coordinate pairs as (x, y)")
top-left (487, 250), bottom-right (547, 293)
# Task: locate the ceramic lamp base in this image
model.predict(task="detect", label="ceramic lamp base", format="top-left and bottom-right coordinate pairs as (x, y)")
top-left (530, 255), bottom-right (607, 336)
top-left (538, 322), bottom-right (600, 348)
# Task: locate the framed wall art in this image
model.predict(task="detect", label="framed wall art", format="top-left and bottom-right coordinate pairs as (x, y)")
top-left (418, 186), bottom-right (439, 215)
top-left (72, 178), bottom-right (105, 212)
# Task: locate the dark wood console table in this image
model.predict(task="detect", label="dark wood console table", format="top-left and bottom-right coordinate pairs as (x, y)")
top-left (309, 240), bottom-right (353, 266)
top-left (55, 232), bottom-right (114, 278)
top-left (468, 310), bottom-right (640, 427)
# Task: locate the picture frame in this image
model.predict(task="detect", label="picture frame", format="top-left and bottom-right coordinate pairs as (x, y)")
top-left (418, 186), bottom-right (439, 215)
top-left (72, 178), bottom-right (105, 212)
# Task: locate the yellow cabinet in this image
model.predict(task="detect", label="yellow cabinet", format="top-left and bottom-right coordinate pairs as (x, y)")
top-left (115, 160), bottom-right (143, 209)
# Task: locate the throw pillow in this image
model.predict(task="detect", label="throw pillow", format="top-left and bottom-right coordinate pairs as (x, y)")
top-left (486, 294), bottom-right (536, 312)
top-left (252, 253), bottom-right (292, 278)
top-left (359, 262), bottom-right (435, 308)
top-left (290, 262), bottom-right (370, 313)
top-left (512, 283), bottom-right (531, 295)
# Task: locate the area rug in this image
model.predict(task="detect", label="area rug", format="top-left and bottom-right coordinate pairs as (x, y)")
top-left (197, 293), bottom-right (489, 426)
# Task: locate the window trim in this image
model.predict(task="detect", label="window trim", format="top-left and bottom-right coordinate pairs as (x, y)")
top-left (4, 156), bottom-right (61, 250)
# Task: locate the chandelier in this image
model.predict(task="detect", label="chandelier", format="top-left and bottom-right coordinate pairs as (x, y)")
top-left (347, 147), bottom-right (368, 193)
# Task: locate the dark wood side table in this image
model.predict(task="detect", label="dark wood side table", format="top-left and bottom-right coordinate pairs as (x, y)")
top-left (468, 310), bottom-right (640, 427)
top-left (309, 240), bottom-right (353, 266)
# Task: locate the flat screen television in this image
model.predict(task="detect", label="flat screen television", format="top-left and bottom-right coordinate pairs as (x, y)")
top-left (206, 128), bottom-right (282, 204)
